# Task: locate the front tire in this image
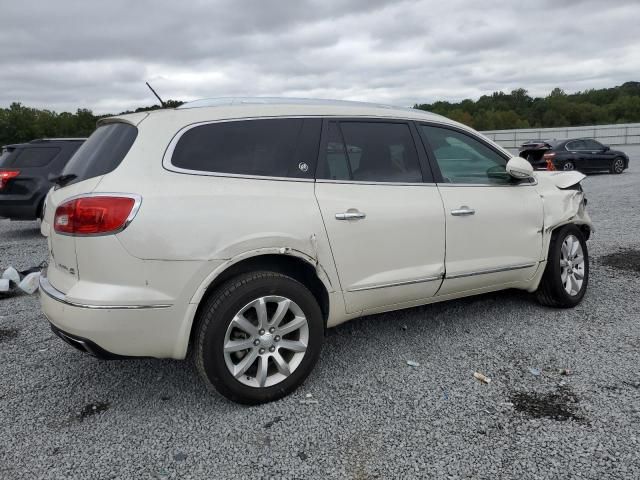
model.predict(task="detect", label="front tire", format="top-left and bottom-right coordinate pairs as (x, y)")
top-left (195, 271), bottom-right (324, 404)
top-left (610, 157), bottom-right (625, 174)
top-left (536, 225), bottom-right (589, 308)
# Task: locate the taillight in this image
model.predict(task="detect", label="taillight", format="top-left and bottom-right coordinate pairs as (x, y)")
top-left (53, 195), bottom-right (140, 235)
top-left (0, 170), bottom-right (20, 190)
top-left (543, 152), bottom-right (556, 171)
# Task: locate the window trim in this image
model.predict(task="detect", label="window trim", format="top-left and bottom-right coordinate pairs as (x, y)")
top-left (314, 117), bottom-right (434, 184)
top-left (163, 116), bottom-right (321, 182)
top-left (416, 121), bottom-right (536, 187)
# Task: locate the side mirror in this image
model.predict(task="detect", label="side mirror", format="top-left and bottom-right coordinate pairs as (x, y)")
top-left (506, 156), bottom-right (534, 179)
top-left (603, 145), bottom-right (610, 152)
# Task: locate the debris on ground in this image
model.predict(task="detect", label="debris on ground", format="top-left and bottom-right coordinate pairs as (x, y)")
top-left (1, 264), bottom-right (44, 296)
top-left (77, 402), bottom-right (110, 421)
top-left (529, 367), bottom-right (542, 376)
top-left (473, 372), bottom-right (491, 384)
top-left (558, 368), bottom-right (571, 376)
top-left (406, 360), bottom-right (420, 367)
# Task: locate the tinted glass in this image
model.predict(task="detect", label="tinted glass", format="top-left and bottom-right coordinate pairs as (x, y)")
top-left (420, 125), bottom-right (510, 184)
top-left (0, 148), bottom-right (14, 167)
top-left (171, 118), bottom-right (320, 179)
top-left (566, 140), bottom-right (586, 150)
top-left (13, 147), bottom-right (60, 167)
top-left (583, 139), bottom-right (602, 150)
top-left (318, 122), bottom-right (422, 182)
top-left (62, 123), bottom-right (137, 185)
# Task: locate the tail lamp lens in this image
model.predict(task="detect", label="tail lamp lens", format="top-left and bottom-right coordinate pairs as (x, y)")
top-left (0, 170), bottom-right (20, 190)
top-left (54, 196), bottom-right (137, 235)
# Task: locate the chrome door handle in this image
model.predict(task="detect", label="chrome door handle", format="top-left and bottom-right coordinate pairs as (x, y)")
top-left (335, 211), bottom-right (366, 220)
top-left (451, 206), bottom-right (475, 216)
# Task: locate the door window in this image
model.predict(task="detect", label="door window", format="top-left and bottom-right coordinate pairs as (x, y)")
top-left (318, 121), bottom-right (422, 183)
top-left (566, 140), bottom-right (586, 151)
top-left (419, 125), bottom-right (510, 184)
top-left (583, 139), bottom-right (603, 150)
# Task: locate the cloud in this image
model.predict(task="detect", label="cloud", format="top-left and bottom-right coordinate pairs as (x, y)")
top-left (0, 0), bottom-right (638, 113)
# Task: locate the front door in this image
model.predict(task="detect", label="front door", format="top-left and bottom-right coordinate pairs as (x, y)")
top-left (315, 120), bottom-right (446, 314)
top-left (417, 123), bottom-right (544, 295)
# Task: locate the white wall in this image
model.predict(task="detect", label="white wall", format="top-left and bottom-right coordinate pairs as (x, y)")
top-left (480, 123), bottom-right (640, 160)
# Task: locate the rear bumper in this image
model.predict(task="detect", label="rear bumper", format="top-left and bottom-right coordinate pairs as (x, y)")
top-left (39, 271), bottom-right (192, 359)
top-left (0, 200), bottom-right (40, 220)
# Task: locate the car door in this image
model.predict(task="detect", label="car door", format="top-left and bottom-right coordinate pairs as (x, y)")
top-left (416, 123), bottom-right (543, 296)
top-left (582, 139), bottom-right (609, 169)
top-left (314, 120), bottom-right (445, 314)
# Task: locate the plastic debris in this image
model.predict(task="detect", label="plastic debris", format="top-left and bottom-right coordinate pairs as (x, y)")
top-left (529, 367), bottom-right (542, 376)
top-left (406, 360), bottom-right (420, 367)
top-left (473, 372), bottom-right (491, 384)
top-left (558, 368), bottom-right (571, 376)
top-left (0, 265), bottom-right (43, 296)
top-left (2, 267), bottom-right (20, 284)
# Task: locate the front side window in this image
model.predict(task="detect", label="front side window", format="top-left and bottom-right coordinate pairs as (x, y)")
top-left (583, 139), bottom-right (603, 150)
top-left (419, 125), bottom-right (510, 185)
top-left (171, 118), bottom-right (320, 179)
top-left (318, 121), bottom-right (422, 182)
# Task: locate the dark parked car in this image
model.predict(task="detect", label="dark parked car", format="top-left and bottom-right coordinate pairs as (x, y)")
top-left (519, 138), bottom-right (629, 174)
top-left (0, 138), bottom-right (85, 220)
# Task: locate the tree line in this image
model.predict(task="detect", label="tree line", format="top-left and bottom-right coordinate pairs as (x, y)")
top-left (415, 82), bottom-right (640, 131)
top-left (1, 82), bottom-right (639, 145)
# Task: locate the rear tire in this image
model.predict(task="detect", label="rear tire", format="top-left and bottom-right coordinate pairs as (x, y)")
top-left (610, 157), bottom-right (625, 174)
top-left (562, 161), bottom-right (575, 171)
top-left (195, 271), bottom-right (324, 405)
top-left (536, 224), bottom-right (589, 308)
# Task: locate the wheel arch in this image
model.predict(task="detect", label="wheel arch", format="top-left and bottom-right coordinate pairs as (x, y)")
top-left (186, 251), bottom-right (332, 355)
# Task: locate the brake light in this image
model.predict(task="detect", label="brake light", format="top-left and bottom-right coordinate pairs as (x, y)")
top-left (53, 195), bottom-right (139, 235)
top-left (543, 152), bottom-right (556, 171)
top-left (0, 170), bottom-right (20, 190)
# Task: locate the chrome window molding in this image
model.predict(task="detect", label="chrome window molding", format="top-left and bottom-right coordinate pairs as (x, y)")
top-left (53, 192), bottom-right (142, 237)
top-left (316, 179), bottom-right (436, 186)
top-left (445, 262), bottom-right (537, 280)
top-left (347, 274), bottom-right (443, 292)
top-left (40, 273), bottom-right (172, 310)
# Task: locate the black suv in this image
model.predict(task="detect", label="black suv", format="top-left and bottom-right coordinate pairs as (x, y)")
top-left (0, 138), bottom-right (85, 220)
top-left (519, 138), bottom-right (629, 173)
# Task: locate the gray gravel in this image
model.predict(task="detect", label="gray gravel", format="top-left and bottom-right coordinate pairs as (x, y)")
top-left (1, 166), bottom-right (640, 480)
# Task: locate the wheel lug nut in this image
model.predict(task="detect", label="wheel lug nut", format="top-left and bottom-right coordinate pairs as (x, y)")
top-left (269, 346), bottom-right (275, 352)
top-left (259, 348), bottom-right (266, 354)
top-left (259, 329), bottom-right (265, 335)
top-left (253, 339), bottom-right (260, 346)
top-left (269, 327), bottom-right (275, 333)
top-left (274, 335), bottom-right (280, 342)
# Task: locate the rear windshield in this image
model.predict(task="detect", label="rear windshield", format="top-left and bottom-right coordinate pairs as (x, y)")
top-left (13, 147), bottom-right (61, 167)
top-left (62, 123), bottom-right (137, 185)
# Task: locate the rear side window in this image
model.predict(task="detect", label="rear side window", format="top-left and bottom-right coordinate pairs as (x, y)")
top-left (13, 147), bottom-right (60, 167)
top-left (62, 123), bottom-right (137, 185)
top-left (318, 121), bottom-right (423, 183)
top-left (170, 118), bottom-right (321, 179)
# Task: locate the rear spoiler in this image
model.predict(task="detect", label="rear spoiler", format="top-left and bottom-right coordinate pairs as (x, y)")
top-left (97, 112), bottom-right (149, 128)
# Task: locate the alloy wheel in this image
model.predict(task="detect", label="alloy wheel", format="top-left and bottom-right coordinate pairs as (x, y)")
top-left (223, 296), bottom-right (309, 388)
top-left (563, 162), bottom-right (575, 171)
top-left (560, 234), bottom-right (585, 296)
top-left (613, 158), bottom-right (624, 173)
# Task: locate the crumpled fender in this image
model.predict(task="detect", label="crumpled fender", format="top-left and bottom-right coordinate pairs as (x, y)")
top-left (534, 171), bottom-right (593, 236)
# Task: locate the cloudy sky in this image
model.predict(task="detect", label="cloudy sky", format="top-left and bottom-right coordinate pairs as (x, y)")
top-left (1, 0), bottom-right (638, 114)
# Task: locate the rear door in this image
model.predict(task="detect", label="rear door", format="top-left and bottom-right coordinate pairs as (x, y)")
top-left (314, 119), bottom-right (445, 314)
top-left (417, 123), bottom-right (543, 295)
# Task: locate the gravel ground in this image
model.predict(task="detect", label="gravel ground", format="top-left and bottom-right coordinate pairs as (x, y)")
top-left (1, 166), bottom-right (639, 480)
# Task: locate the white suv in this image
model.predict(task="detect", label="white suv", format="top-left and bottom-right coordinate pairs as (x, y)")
top-left (39, 98), bottom-right (592, 404)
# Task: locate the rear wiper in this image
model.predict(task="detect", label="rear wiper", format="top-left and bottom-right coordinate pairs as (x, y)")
top-left (48, 173), bottom-right (77, 187)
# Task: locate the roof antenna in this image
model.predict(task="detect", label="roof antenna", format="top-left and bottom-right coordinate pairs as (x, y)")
top-left (146, 81), bottom-right (166, 108)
